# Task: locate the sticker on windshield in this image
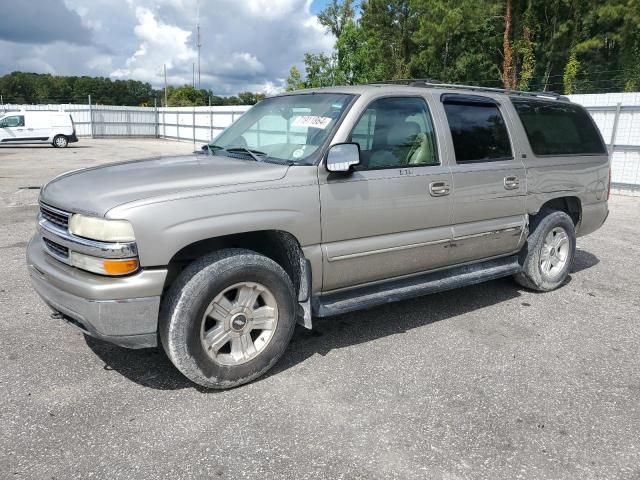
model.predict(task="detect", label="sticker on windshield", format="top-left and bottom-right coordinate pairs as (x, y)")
top-left (292, 115), bottom-right (332, 129)
top-left (292, 148), bottom-right (305, 159)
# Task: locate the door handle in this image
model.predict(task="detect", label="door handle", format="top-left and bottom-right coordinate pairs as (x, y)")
top-left (504, 176), bottom-right (520, 190)
top-left (429, 181), bottom-right (450, 197)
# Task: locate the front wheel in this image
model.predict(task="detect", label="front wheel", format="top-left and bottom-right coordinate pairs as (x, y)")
top-left (159, 249), bottom-right (296, 389)
top-left (514, 210), bottom-right (576, 292)
top-left (52, 135), bottom-right (68, 148)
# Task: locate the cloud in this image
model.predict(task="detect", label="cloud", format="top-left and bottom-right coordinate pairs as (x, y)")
top-left (111, 7), bottom-right (196, 84)
top-left (0, 0), bottom-right (334, 96)
top-left (0, 0), bottom-right (91, 45)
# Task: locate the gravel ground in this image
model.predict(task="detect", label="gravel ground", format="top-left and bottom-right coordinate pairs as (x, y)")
top-left (1, 139), bottom-right (639, 480)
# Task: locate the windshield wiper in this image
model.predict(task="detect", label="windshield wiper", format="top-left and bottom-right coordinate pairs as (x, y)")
top-left (225, 147), bottom-right (268, 162)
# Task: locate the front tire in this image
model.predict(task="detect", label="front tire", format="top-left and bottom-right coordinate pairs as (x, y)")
top-left (52, 135), bottom-right (68, 148)
top-left (159, 249), bottom-right (296, 389)
top-left (514, 209), bottom-right (576, 292)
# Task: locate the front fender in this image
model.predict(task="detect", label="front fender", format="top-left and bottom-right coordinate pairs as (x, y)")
top-left (108, 181), bottom-right (321, 268)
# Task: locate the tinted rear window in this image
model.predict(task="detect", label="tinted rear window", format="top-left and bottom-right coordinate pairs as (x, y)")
top-left (443, 101), bottom-right (513, 163)
top-left (512, 99), bottom-right (606, 156)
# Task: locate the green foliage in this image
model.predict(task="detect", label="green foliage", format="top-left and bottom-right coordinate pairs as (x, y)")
top-left (317, 0), bottom-right (356, 37)
top-left (563, 52), bottom-right (580, 95)
top-left (290, 0), bottom-right (639, 94)
top-left (0, 72), bottom-right (267, 106)
top-left (335, 21), bottom-right (386, 84)
top-left (285, 66), bottom-right (305, 91)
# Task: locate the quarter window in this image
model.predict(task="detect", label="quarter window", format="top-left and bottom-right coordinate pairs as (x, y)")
top-left (443, 100), bottom-right (512, 163)
top-left (349, 97), bottom-right (438, 170)
top-left (512, 99), bottom-right (606, 156)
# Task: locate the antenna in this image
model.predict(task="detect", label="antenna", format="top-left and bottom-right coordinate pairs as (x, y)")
top-left (196, 0), bottom-right (202, 89)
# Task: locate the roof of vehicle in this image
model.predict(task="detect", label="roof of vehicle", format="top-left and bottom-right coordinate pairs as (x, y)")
top-left (285, 80), bottom-right (571, 103)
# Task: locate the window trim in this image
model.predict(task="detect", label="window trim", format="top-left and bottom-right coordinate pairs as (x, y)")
top-left (510, 98), bottom-right (608, 158)
top-left (441, 93), bottom-right (500, 107)
top-left (441, 96), bottom-right (515, 165)
top-left (345, 94), bottom-right (441, 172)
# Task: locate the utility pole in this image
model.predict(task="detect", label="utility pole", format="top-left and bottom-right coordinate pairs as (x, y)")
top-left (197, 23), bottom-right (202, 89)
top-left (192, 63), bottom-right (195, 89)
top-left (196, 0), bottom-right (202, 89)
top-left (164, 63), bottom-right (168, 107)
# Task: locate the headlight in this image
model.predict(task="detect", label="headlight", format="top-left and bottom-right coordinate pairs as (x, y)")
top-left (68, 214), bottom-right (135, 242)
top-left (70, 252), bottom-right (139, 276)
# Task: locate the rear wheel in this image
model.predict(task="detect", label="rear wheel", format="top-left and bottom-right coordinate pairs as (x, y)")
top-left (52, 135), bottom-right (68, 148)
top-left (514, 210), bottom-right (576, 292)
top-left (159, 249), bottom-right (296, 389)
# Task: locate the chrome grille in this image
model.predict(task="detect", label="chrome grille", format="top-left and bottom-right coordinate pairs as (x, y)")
top-left (40, 203), bottom-right (70, 230)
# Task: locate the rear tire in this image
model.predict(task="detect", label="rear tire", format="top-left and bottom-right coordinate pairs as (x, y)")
top-left (159, 249), bottom-right (296, 389)
top-left (514, 209), bottom-right (576, 292)
top-left (52, 135), bottom-right (68, 148)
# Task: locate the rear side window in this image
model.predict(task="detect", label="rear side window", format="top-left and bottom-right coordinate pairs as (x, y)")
top-left (442, 98), bottom-right (512, 163)
top-left (512, 99), bottom-right (606, 156)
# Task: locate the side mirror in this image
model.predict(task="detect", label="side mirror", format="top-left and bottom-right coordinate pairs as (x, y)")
top-left (196, 144), bottom-right (210, 155)
top-left (326, 143), bottom-right (360, 173)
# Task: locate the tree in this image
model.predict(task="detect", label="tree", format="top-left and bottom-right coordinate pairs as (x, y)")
top-left (411, 0), bottom-right (502, 84)
top-left (303, 52), bottom-right (344, 88)
top-left (317, 0), bottom-right (356, 38)
top-left (502, 0), bottom-right (516, 89)
top-left (238, 91), bottom-right (266, 105)
top-left (360, 0), bottom-right (416, 80)
top-left (285, 66), bottom-right (305, 91)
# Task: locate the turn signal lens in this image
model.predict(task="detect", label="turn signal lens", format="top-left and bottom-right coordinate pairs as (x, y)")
top-left (70, 252), bottom-right (139, 276)
top-left (103, 259), bottom-right (140, 276)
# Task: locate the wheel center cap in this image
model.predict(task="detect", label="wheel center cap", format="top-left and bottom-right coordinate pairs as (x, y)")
top-left (550, 247), bottom-right (556, 256)
top-left (231, 314), bottom-right (248, 331)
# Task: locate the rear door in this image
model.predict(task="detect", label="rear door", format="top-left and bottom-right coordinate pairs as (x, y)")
top-left (438, 93), bottom-right (527, 264)
top-left (319, 95), bottom-right (453, 292)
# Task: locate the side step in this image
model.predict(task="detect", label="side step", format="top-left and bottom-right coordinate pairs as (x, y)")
top-left (312, 255), bottom-right (522, 318)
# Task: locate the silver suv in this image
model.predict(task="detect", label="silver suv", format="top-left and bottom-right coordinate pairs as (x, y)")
top-left (27, 81), bottom-right (610, 388)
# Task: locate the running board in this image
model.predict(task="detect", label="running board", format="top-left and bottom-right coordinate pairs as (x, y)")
top-left (312, 255), bottom-right (522, 318)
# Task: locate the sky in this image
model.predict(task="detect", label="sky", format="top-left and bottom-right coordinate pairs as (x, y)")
top-left (0, 0), bottom-right (334, 96)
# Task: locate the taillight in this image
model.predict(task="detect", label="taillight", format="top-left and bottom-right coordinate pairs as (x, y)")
top-left (607, 167), bottom-right (612, 201)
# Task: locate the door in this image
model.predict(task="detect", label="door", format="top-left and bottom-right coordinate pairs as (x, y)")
top-left (319, 96), bottom-right (453, 292)
top-left (439, 94), bottom-right (527, 264)
top-left (0, 114), bottom-right (27, 143)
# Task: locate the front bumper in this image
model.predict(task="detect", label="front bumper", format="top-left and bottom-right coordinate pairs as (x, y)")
top-left (27, 235), bottom-right (167, 349)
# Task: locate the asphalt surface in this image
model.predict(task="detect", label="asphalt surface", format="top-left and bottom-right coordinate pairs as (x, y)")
top-left (1, 139), bottom-right (639, 479)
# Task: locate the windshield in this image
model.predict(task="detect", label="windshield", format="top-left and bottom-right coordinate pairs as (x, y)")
top-left (209, 93), bottom-right (354, 165)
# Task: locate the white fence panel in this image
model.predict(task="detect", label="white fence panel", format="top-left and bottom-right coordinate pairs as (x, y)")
top-left (1, 103), bottom-right (250, 144)
top-left (568, 93), bottom-right (640, 194)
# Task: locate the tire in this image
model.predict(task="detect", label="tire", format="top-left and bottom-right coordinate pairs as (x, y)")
top-left (159, 249), bottom-right (296, 389)
top-left (514, 209), bottom-right (576, 292)
top-left (52, 135), bottom-right (68, 148)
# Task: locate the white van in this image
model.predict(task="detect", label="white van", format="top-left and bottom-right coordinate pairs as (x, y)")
top-left (0, 111), bottom-right (78, 148)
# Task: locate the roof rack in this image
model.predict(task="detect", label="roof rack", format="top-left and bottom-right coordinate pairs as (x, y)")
top-left (370, 79), bottom-right (570, 102)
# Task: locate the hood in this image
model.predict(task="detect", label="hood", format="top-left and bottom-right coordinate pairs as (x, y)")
top-left (40, 154), bottom-right (289, 216)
